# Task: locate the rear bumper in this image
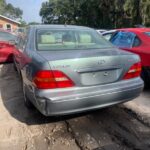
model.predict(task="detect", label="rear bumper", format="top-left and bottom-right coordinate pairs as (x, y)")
top-left (28, 78), bottom-right (144, 116)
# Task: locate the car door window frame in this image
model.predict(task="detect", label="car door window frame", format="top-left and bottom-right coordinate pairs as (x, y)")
top-left (132, 36), bottom-right (141, 47)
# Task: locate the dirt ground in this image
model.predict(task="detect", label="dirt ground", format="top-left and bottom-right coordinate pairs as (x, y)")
top-left (0, 64), bottom-right (150, 150)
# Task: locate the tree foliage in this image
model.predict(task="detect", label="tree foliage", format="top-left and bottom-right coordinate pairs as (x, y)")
top-left (28, 22), bottom-right (40, 25)
top-left (0, 0), bottom-right (23, 19)
top-left (40, 0), bottom-right (150, 28)
top-left (140, 0), bottom-right (150, 26)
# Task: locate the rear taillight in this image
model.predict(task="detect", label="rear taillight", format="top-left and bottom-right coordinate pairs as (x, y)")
top-left (33, 70), bottom-right (75, 89)
top-left (123, 62), bottom-right (142, 80)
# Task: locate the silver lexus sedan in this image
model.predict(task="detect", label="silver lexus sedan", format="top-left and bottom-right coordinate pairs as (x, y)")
top-left (13, 25), bottom-right (143, 116)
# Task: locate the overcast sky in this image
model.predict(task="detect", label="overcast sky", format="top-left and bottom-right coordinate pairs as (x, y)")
top-left (7, 0), bottom-right (47, 23)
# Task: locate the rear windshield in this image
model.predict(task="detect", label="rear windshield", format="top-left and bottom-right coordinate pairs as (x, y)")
top-left (110, 31), bottom-right (135, 48)
top-left (36, 29), bottom-right (113, 51)
top-left (0, 31), bottom-right (16, 42)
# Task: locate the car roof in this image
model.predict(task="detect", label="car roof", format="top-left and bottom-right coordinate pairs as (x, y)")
top-left (29, 24), bottom-right (93, 30)
top-left (102, 30), bottom-right (117, 34)
top-left (118, 28), bottom-right (150, 33)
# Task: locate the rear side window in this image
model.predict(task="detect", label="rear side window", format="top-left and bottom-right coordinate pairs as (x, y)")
top-left (36, 29), bottom-right (112, 51)
top-left (111, 31), bottom-right (136, 48)
top-left (0, 31), bottom-right (16, 42)
top-left (133, 37), bottom-right (141, 47)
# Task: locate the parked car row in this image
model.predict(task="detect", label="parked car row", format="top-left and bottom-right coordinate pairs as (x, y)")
top-left (102, 28), bottom-right (150, 87)
top-left (0, 25), bottom-right (144, 116)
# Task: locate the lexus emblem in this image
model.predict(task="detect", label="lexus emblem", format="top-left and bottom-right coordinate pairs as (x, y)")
top-left (103, 72), bottom-right (109, 76)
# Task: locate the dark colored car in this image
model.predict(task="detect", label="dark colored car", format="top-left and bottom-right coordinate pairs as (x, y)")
top-left (110, 28), bottom-right (150, 86)
top-left (0, 29), bottom-right (17, 63)
top-left (13, 25), bottom-right (143, 116)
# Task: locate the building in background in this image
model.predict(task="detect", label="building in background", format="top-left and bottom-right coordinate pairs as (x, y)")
top-left (0, 15), bottom-right (20, 32)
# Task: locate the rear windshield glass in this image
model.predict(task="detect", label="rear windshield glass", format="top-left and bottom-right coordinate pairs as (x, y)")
top-left (36, 29), bottom-right (113, 51)
top-left (0, 31), bottom-right (16, 42)
top-left (110, 31), bottom-right (135, 48)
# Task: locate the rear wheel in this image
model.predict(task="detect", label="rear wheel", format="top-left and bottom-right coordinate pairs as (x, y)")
top-left (141, 68), bottom-right (150, 89)
top-left (22, 82), bottom-right (34, 109)
top-left (13, 57), bottom-right (17, 71)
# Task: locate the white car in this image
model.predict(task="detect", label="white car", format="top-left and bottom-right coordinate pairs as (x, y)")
top-left (102, 30), bottom-right (117, 40)
top-left (96, 29), bottom-right (107, 34)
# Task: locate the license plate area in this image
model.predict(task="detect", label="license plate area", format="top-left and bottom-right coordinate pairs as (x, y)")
top-left (80, 69), bottom-right (120, 85)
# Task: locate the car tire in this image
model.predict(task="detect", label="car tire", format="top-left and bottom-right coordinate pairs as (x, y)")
top-left (22, 82), bottom-right (34, 109)
top-left (13, 57), bottom-right (17, 71)
top-left (141, 68), bottom-right (150, 89)
top-left (13, 64), bottom-right (17, 72)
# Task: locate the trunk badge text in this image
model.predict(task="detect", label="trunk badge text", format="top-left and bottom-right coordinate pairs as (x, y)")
top-left (53, 65), bottom-right (70, 69)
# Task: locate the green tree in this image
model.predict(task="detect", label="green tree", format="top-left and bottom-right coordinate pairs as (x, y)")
top-left (0, 0), bottom-right (6, 14)
top-left (124, 0), bottom-right (142, 26)
top-left (40, 0), bottom-right (125, 28)
top-left (140, 0), bottom-right (150, 26)
top-left (40, 0), bottom-right (150, 28)
top-left (28, 22), bottom-right (40, 25)
top-left (4, 3), bottom-right (23, 19)
top-left (0, 0), bottom-right (23, 20)
top-left (19, 20), bottom-right (27, 27)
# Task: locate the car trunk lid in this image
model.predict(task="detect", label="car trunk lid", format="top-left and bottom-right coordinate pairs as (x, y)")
top-left (37, 48), bottom-right (133, 87)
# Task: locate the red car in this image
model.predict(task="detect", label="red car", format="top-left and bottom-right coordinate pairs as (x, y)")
top-left (110, 28), bottom-right (150, 86)
top-left (0, 29), bottom-right (17, 63)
